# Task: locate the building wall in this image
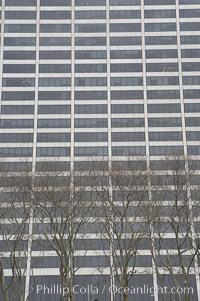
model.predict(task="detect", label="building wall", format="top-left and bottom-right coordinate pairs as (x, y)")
top-left (0, 0), bottom-right (200, 300)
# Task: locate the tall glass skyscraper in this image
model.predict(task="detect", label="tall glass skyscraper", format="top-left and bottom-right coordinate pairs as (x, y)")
top-left (0, 0), bottom-right (200, 300)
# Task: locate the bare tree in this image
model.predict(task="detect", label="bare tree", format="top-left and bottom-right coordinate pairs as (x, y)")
top-left (144, 157), bottom-right (200, 301)
top-left (33, 164), bottom-right (97, 301)
top-left (0, 165), bottom-right (33, 301)
top-left (95, 160), bottom-right (150, 301)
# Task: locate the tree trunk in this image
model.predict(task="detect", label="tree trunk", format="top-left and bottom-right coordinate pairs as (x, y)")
top-left (122, 292), bottom-right (128, 301)
top-left (0, 262), bottom-right (9, 301)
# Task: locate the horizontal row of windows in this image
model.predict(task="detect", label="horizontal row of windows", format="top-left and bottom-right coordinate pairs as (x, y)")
top-left (1, 103), bottom-right (200, 115)
top-left (3, 23), bottom-right (200, 33)
top-left (3, 0), bottom-right (200, 6)
top-left (37, 133), bottom-right (71, 142)
top-left (3, 51), bottom-right (200, 64)
top-left (4, 0), bottom-right (71, 6)
top-left (3, 36), bottom-right (200, 47)
top-left (1, 160), bottom-right (200, 172)
top-left (2, 77), bottom-right (71, 87)
top-left (4, 51), bottom-right (71, 60)
top-left (3, 49), bottom-right (200, 61)
top-left (6, 9), bottom-right (199, 21)
top-left (3, 64), bottom-right (71, 73)
top-left (5, 11), bottom-right (71, 20)
top-left (0, 104), bottom-right (166, 114)
top-left (3, 63), bottom-right (186, 73)
top-left (1, 145), bottom-right (200, 158)
top-left (1, 118), bottom-right (199, 129)
top-left (0, 133), bottom-right (33, 143)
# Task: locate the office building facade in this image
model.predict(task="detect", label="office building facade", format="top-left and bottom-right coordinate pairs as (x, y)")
top-left (0, 0), bottom-right (200, 300)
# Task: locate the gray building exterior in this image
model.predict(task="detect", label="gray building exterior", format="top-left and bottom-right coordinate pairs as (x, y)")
top-left (0, 0), bottom-right (200, 300)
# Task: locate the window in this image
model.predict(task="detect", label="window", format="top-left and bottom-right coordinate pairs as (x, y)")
top-left (4, 37), bottom-right (36, 46)
top-left (185, 103), bottom-right (200, 112)
top-left (146, 63), bottom-right (178, 72)
top-left (144, 0), bottom-right (175, 4)
top-left (37, 133), bottom-right (70, 142)
top-left (188, 146), bottom-right (200, 155)
top-left (75, 105), bottom-right (107, 114)
top-left (75, 77), bottom-right (107, 86)
top-left (146, 49), bottom-right (178, 58)
top-left (0, 133), bottom-right (33, 143)
top-left (4, 24), bottom-right (36, 33)
top-left (37, 147), bottom-right (70, 157)
top-left (185, 117), bottom-right (200, 127)
top-left (180, 22), bottom-right (200, 31)
top-left (111, 63), bottom-right (142, 72)
top-left (110, 0), bottom-right (140, 5)
top-left (75, 37), bottom-right (106, 46)
top-left (112, 146), bottom-right (146, 156)
top-left (4, 51), bottom-right (36, 60)
top-left (75, 0), bottom-right (106, 5)
top-left (5, 0), bottom-right (36, 5)
top-left (182, 62), bottom-right (200, 71)
top-left (39, 78), bottom-right (71, 87)
top-left (182, 49), bottom-right (200, 58)
top-left (40, 24), bottom-right (71, 33)
top-left (39, 51), bottom-right (71, 60)
top-left (145, 36), bottom-right (177, 45)
top-left (75, 147), bottom-right (108, 157)
top-left (0, 119), bottom-right (34, 128)
top-left (148, 104), bottom-right (180, 113)
top-left (110, 36), bottom-right (141, 46)
top-left (110, 23), bottom-right (141, 32)
top-left (75, 133), bottom-right (108, 142)
top-left (75, 118), bottom-right (107, 128)
top-left (3, 64), bottom-right (35, 73)
top-left (75, 50), bottom-right (106, 59)
top-left (5, 11), bottom-right (36, 19)
top-left (187, 132), bottom-right (200, 141)
top-left (38, 105), bottom-right (71, 114)
top-left (1, 105), bottom-right (34, 115)
top-left (144, 9), bottom-right (176, 18)
top-left (38, 91), bottom-right (71, 100)
top-left (148, 118), bottom-right (182, 127)
top-left (110, 10), bottom-right (140, 19)
top-left (39, 64), bottom-right (71, 73)
top-left (179, 0), bottom-right (200, 3)
top-left (145, 23), bottom-right (176, 32)
top-left (75, 24), bottom-right (106, 33)
top-left (75, 10), bottom-right (106, 19)
top-left (110, 50), bottom-right (142, 59)
top-left (111, 104), bottom-right (144, 113)
top-left (40, 11), bottom-right (71, 19)
top-left (111, 77), bottom-right (143, 86)
top-left (0, 162), bottom-right (32, 172)
top-left (184, 90), bottom-right (200, 99)
top-left (3, 78), bottom-right (35, 87)
top-left (0, 148), bottom-right (33, 157)
top-left (180, 9), bottom-right (200, 18)
top-left (40, 0), bottom-right (71, 5)
top-left (147, 76), bottom-right (179, 86)
top-left (2, 91), bottom-right (35, 100)
top-left (181, 35), bottom-right (200, 44)
top-left (150, 146), bottom-right (184, 156)
top-left (75, 64), bottom-right (107, 73)
top-left (111, 118), bottom-right (144, 127)
top-left (149, 132), bottom-right (183, 141)
top-left (75, 91), bottom-right (107, 100)
top-left (112, 132), bottom-right (145, 142)
top-left (37, 119), bottom-right (70, 128)
top-left (111, 90), bottom-right (143, 100)
top-left (40, 37), bottom-right (71, 46)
